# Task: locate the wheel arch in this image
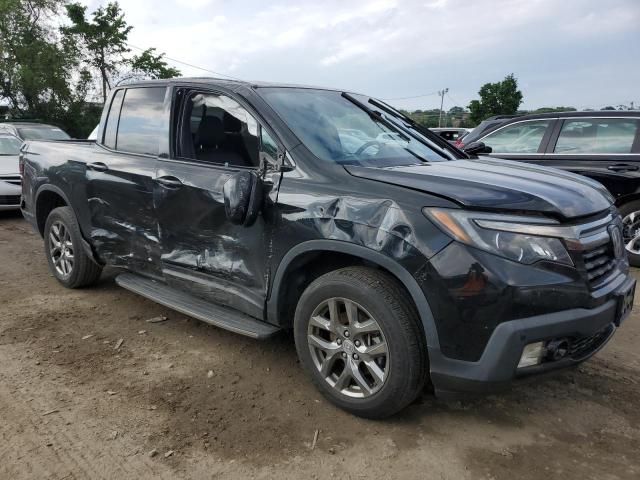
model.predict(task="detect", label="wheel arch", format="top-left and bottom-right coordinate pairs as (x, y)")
top-left (35, 185), bottom-right (99, 264)
top-left (35, 185), bottom-right (72, 236)
top-left (615, 193), bottom-right (640, 209)
top-left (267, 240), bottom-right (440, 349)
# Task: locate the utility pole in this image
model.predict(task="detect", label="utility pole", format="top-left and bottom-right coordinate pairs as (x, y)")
top-left (438, 88), bottom-right (448, 127)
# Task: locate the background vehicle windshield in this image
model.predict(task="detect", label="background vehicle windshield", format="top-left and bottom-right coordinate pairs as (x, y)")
top-left (17, 126), bottom-right (70, 141)
top-left (260, 88), bottom-right (448, 167)
top-left (0, 136), bottom-right (21, 155)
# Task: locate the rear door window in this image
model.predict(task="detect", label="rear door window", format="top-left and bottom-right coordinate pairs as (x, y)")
top-left (116, 87), bottom-right (166, 155)
top-left (554, 118), bottom-right (639, 154)
top-left (481, 120), bottom-right (552, 154)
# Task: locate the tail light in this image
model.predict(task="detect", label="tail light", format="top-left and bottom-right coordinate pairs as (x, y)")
top-left (454, 139), bottom-right (464, 148)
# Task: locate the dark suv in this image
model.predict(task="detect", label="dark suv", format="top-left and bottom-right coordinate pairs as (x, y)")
top-left (458, 112), bottom-right (640, 265)
top-left (20, 79), bottom-right (635, 418)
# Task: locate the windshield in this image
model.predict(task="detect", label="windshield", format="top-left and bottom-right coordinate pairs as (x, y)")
top-left (0, 136), bottom-right (21, 155)
top-left (260, 88), bottom-right (449, 167)
top-left (17, 126), bottom-right (70, 141)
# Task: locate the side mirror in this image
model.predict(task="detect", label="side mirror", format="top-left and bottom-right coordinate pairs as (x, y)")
top-left (463, 141), bottom-right (492, 156)
top-left (222, 170), bottom-right (263, 226)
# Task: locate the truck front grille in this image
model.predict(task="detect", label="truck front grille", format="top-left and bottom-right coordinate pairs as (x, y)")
top-left (582, 243), bottom-right (616, 288)
top-left (567, 323), bottom-right (614, 360)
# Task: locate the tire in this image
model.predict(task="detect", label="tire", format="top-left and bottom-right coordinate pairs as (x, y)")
top-left (294, 266), bottom-right (427, 419)
top-left (619, 200), bottom-right (640, 267)
top-left (44, 206), bottom-right (102, 288)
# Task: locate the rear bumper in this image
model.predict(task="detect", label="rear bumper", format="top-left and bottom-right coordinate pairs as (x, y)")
top-left (429, 274), bottom-right (634, 398)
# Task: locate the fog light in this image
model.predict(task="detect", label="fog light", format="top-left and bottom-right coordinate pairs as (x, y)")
top-left (517, 341), bottom-right (544, 368)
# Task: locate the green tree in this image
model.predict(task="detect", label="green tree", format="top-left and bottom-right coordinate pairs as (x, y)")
top-left (529, 106), bottom-right (576, 114)
top-left (0, 0), bottom-right (92, 134)
top-left (468, 74), bottom-right (523, 124)
top-left (128, 47), bottom-right (181, 80)
top-left (62, 2), bottom-right (132, 102)
top-left (62, 2), bottom-right (180, 100)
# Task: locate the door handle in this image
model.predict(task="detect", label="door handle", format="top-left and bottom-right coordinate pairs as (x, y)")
top-left (607, 164), bottom-right (639, 172)
top-left (87, 161), bottom-right (108, 172)
top-left (156, 175), bottom-right (184, 188)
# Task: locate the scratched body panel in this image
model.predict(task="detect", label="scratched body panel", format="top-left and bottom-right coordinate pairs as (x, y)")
top-left (154, 160), bottom-right (279, 319)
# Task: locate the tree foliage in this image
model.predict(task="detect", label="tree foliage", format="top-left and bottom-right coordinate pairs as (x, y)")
top-left (468, 74), bottom-right (523, 124)
top-left (130, 48), bottom-right (181, 80)
top-left (0, 0), bottom-right (180, 137)
top-left (62, 2), bottom-right (132, 102)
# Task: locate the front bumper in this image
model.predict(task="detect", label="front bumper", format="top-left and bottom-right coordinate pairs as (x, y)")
top-left (429, 273), bottom-right (634, 398)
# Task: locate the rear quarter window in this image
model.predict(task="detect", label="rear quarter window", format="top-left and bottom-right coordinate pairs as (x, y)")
top-left (115, 87), bottom-right (166, 155)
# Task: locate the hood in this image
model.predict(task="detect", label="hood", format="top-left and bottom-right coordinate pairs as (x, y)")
top-left (0, 155), bottom-right (19, 176)
top-left (345, 157), bottom-right (612, 220)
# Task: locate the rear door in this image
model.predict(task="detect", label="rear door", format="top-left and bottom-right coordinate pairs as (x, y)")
top-left (86, 86), bottom-right (168, 276)
top-left (480, 119), bottom-right (557, 163)
top-left (540, 117), bottom-right (640, 200)
top-left (153, 87), bottom-right (283, 319)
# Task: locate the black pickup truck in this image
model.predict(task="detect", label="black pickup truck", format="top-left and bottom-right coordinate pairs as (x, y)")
top-left (20, 78), bottom-right (635, 418)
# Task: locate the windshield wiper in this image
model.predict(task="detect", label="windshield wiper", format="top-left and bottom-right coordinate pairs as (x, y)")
top-left (367, 98), bottom-right (468, 158)
top-left (341, 92), bottom-right (411, 143)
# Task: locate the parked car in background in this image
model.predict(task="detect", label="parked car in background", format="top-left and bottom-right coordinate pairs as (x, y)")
top-left (0, 122), bottom-right (71, 141)
top-left (0, 133), bottom-right (23, 211)
top-left (19, 79), bottom-right (635, 418)
top-left (458, 111), bottom-right (640, 265)
top-left (430, 127), bottom-right (471, 143)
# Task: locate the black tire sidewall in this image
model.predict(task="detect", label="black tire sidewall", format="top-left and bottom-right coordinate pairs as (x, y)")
top-left (44, 207), bottom-right (95, 288)
top-left (294, 270), bottom-right (424, 418)
top-left (618, 200), bottom-right (640, 267)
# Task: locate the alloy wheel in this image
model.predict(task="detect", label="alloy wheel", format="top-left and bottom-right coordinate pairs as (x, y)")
top-left (622, 210), bottom-right (640, 255)
top-left (307, 297), bottom-right (389, 398)
top-left (49, 221), bottom-right (74, 277)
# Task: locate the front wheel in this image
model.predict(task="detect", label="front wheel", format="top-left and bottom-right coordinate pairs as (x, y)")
top-left (44, 206), bottom-right (102, 288)
top-left (619, 200), bottom-right (640, 267)
top-left (294, 267), bottom-right (427, 419)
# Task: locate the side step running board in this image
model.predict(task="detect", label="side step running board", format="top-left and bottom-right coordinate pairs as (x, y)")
top-left (115, 273), bottom-right (280, 339)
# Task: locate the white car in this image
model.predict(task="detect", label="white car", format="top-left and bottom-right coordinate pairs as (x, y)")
top-left (0, 133), bottom-right (22, 211)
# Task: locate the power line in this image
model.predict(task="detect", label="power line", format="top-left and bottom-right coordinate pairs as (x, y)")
top-left (446, 92), bottom-right (465, 108)
top-left (126, 43), bottom-right (243, 81)
top-left (381, 91), bottom-right (439, 101)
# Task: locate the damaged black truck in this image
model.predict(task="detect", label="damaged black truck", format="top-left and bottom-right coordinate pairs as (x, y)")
top-left (20, 79), bottom-right (636, 418)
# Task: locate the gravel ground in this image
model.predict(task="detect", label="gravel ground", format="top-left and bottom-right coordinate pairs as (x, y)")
top-left (1, 210), bottom-right (639, 480)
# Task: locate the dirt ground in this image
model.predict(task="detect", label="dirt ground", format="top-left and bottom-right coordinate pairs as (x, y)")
top-left (1, 211), bottom-right (639, 480)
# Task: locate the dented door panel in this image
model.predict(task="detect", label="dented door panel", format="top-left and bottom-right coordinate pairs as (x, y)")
top-left (86, 149), bottom-right (162, 276)
top-left (154, 160), bottom-right (279, 319)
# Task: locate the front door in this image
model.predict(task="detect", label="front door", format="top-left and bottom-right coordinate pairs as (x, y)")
top-left (154, 88), bottom-right (282, 320)
top-left (86, 86), bottom-right (168, 277)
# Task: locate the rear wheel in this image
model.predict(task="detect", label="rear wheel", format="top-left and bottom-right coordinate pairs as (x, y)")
top-left (294, 267), bottom-right (427, 418)
top-left (619, 200), bottom-right (640, 267)
top-left (44, 206), bottom-right (102, 288)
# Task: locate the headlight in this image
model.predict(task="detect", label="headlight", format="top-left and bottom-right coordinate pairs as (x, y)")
top-left (423, 208), bottom-right (573, 266)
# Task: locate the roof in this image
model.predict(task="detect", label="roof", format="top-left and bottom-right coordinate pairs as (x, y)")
top-left (500, 110), bottom-right (640, 121)
top-left (118, 76), bottom-right (349, 92)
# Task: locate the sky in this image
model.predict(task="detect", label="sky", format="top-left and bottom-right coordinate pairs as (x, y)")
top-left (81, 0), bottom-right (640, 111)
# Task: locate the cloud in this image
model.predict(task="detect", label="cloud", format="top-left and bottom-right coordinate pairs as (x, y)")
top-left (81, 0), bottom-right (640, 109)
